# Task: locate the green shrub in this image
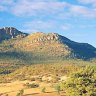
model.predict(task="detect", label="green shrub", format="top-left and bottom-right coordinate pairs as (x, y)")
top-left (58, 66), bottom-right (96, 96)
top-left (30, 77), bottom-right (35, 81)
top-left (16, 89), bottom-right (24, 96)
top-left (24, 83), bottom-right (39, 88)
top-left (55, 84), bottom-right (61, 94)
top-left (20, 89), bottom-right (24, 95)
top-left (16, 93), bottom-right (21, 96)
top-left (41, 87), bottom-right (46, 93)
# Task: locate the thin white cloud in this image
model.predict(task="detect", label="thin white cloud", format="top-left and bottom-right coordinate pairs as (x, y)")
top-left (0, 0), bottom-right (96, 19)
top-left (24, 20), bottom-right (57, 32)
top-left (26, 0), bottom-right (58, 2)
top-left (0, 0), bottom-right (14, 5)
top-left (24, 20), bottom-right (73, 33)
top-left (0, 5), bottom-right (6, 11)
top-left (78, 0), bottom-right (96, 4)
top-left (11, 1), bottom-right (68, 16)
top-left (78, 0), bottom-right (96, 7)
top-left (79, 24), bottom-right (96, 29)
top-left (0, 0), bottom-right (15, 12)
top-left (61, 24), bottom-right (72, 31)
top-left (69, 5), bottom-right (96, 18)
top-left (21, 29), bottom-right (39, 33)
top-left (11, 0), bottom-right (96, 18)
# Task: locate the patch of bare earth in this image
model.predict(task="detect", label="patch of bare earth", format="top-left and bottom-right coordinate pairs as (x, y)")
top-left (0, 80), bottom-right (65, 96)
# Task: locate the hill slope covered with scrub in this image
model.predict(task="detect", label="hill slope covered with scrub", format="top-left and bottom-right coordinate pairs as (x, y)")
top-left (0, 27), bottom-right (96, 66)
top-left (0, 27), bottom-right (96, 96)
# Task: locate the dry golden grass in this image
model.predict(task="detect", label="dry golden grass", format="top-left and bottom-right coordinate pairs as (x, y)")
top-left (0, 80), bottom-right (62, 96)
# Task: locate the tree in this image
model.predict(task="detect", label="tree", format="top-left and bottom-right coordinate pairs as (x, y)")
top-left (59, 66), bottom-right (96, 96)
top-left (41, 87), bottom-right (46, 93)
top-left (55, 84), bottom-right (61, 95)
top-left (16, 89), bottom-right (24, 96)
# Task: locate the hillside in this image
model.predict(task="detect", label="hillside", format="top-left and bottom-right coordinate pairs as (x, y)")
top-left (0, 27), bottom-right (96, 66)
top-left (14, 32), bottom-right (96, 60)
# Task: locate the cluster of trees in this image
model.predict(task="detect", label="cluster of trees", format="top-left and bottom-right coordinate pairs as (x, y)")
top-left (57, 66), bottom-right (96, 96)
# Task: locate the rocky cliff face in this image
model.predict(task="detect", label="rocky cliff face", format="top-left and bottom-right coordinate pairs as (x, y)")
top-left (0, 27), bottom-right (28, 42)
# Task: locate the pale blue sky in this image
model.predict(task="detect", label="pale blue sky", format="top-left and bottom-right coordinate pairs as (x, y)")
top-left (0, 0), bottom-right (96, 47)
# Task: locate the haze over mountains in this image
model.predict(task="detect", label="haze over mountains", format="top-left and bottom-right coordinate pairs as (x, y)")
top-left (0, 27), bottom-right (96, 65)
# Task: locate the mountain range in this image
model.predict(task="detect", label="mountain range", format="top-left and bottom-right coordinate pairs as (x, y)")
top-left (0, 27), bottom-right (96, 65)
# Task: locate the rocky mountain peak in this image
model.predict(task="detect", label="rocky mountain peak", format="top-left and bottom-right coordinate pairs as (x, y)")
top-left (0, 27), bottom-right (28, 42)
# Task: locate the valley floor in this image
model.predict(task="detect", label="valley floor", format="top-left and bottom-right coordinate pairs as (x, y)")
top-left (0, 80), bottom-right (65, 96)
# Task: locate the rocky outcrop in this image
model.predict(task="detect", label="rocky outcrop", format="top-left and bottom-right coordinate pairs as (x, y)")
top-left (0, 27), bottom-right (28, 42)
